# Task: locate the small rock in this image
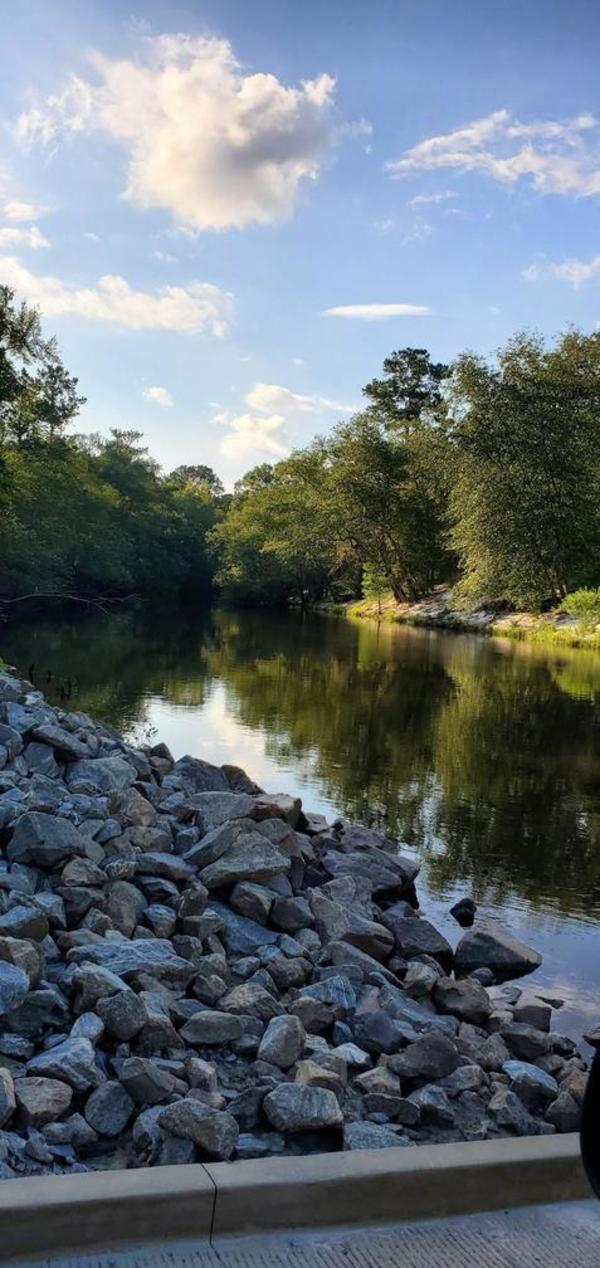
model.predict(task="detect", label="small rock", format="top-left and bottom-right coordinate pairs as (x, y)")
top-left (263, 1083), bottom-right (343, 1132)
top-left (85, 1082), bottom-right (135, 1137)
top-left (16, 1077), bottom-right (73, 1127)
top-left (344, 1122), bottom-right (409, 1150)
top-left (450, 897), bottom-right (477, 927)
top-left (258, 1016), bottom-right (305, 1069)
top-left (158, 1099), bottom-right (239, 1160)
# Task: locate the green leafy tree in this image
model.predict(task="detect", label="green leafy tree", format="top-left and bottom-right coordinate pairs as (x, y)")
top-left (450, 330), bottom-right (600, 607)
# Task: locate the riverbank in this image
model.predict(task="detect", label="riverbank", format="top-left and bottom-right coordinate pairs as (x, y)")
top-left (342, 590), bottom-right (600, 650)
top-left (0, 664), bottom-right (589, 1180)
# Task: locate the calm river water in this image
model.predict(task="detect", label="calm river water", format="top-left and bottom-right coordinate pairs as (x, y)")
top-left (2, 603), bottom-right (600, 1038)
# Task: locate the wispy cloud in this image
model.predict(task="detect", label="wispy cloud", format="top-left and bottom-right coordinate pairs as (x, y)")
top-left (388, 109), bottom-right (600, 196)
top-left (17, 33), bottom-right (338, 232)
top-left (323, 302), bottom-right (431, 320)
top-left (144, 385), bottom-right (173, 407)
top-left (408, 190), bottom-right (456, 206)
top-left (523, 255), bottom-right (600, 287)
top-left (0, 255), bottom-right (234, 334)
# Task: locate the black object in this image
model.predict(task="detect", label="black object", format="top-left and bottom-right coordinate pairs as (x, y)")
top-left (581, 1047), bottom-right (600, 1196)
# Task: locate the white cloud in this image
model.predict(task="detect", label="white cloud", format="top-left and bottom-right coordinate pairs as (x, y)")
top-left (218, 380), bottom-right (350, 459)
top-left (144, 385), bottom-right (173, 407)
top-left (323, 302), bottom-right (431, 320)
top-left (0, 255), bottom-right (234, 334)
top-left (3, 199), bottom-right (47, 221)
top-left (84, 231), bottom-right (100, 242)
top-left (220, 412), bottom-right (289, 459)
top-left (373, 217), bottom-right (395, 234)
top-left (292, 356), bottom-right (305, 366)
top-left (388, 110), bottom-right (600, 196)
top-left (245, 382), bottom-right (351, 415)
top-left (408, 190), bottom-right (456, 206)
top-left (17, 33), bottom-right (338, 231)
top-left (523, 255), bottom-right (600, 287)
top-left (0, 224), bottom-right (49, 249)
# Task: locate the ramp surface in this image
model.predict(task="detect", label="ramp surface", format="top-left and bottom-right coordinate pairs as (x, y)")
top-left (19, 1199), bottom-right (600, 1268)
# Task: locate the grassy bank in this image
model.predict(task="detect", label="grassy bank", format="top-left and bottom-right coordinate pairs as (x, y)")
top-left (341, 589), bottom-right (600, 651)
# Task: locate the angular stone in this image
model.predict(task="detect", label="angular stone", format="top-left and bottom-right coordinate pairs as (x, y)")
top-left (408, 1085), bottom-right (455, 1126)
top-left (502, 1060), bottom-right (558, 1110)
top-left (230, 882), bottom-right (274, 926)
top-left (270, 896), bottom-right (314, 932)
top-left (0, 904), bottom-right (48, 943)
top-left (67, 756), bottom-right (136, 793)
top-left (118, 1057), bottom-right (177, 1105)
top-left (68, 939), bottom-right (195, 989)
top-left (28, 1037), bottom-right (100, 1092)
top-left (96, 989), bottom-right (146, 1042)
top-left (258, 1015), bottom-right (305, 1069)
top-left (158, 1098), bottom-right (239, 1160)
top-left (501, 1022), bottom-right (551, 1061)
top-left (253, 793), bottom-right (302, 828)
top-left (220, 983), bottom-right (283, 1023)
top-left (389, 1032), bottom-right (460, 1081)
top-left (0, 961), bottom-right (29, 1016)
top-left (264, 1083), bottom-right (343, 1132)
top-left (7, 812), bottom-right (88, 866)
top-left (84, 1082), bottom-right (135, 1137)
top-left (450, 897), bottom-right (477, 927)
top-left (433, 977), bottom-right (492, 1026)
top-left (513, 1000), bottom-right (552, 1032)
top-left (546, 1090), bottom-right (580, 1133)
top-left (163, 755), bottom-right (229, 796)
top-left (353, 1011), bottom-right (411, 1055)
top-left (180, 1011), bottom-right (245, 1045)
top-left (16, 1077), bottom-right (73, 1127)
top-left (200, 837), bottom-right (290, 889)
top-left (193, 792), bottom-right (257, 832)
top-left (455, 924), bottom-right (542, 983)
top-left (381, 915), bottom-right (453, 970)
top-left (489, 1087), bottom-right (531, 1134)
top-left (322, 852), bottom-right (415, 896)
top-left (344, 1121), bottom-right (409, 1150)
top-left (0, 1069), bottom-right (16, 1127)
top-left (106, 881), bottom-right (147, 937)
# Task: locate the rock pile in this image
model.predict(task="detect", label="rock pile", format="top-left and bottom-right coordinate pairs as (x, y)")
top-left (0, 666), bottom-right (588, 1178)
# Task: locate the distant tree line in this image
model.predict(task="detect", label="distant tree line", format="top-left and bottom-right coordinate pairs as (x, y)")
top-left (2, 282), bottom-right (600, 611)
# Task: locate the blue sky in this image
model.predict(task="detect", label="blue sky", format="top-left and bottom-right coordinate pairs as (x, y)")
top-left (2, 0), bottom-right (600, 484)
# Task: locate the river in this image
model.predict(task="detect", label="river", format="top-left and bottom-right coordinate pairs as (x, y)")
top-left (2, 602), bottom-right (600, 1039)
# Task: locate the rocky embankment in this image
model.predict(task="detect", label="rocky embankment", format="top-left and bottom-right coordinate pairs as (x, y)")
top-left (0, 666), bottom-right (589, 1178)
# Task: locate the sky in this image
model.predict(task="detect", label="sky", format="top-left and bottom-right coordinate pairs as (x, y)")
top-left (2, 0), bottom-right (600, 486)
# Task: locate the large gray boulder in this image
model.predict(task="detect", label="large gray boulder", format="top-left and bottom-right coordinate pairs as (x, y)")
top-left (7, 812), bottom-right (88, 866)
top-left (455, 922), bottom-right (542, 982)
top-left (163, 755), bottom-right (229, 796)
top-left (27, 1037), bottom-right (101, 1093)
top-left (200, 837), bottom-right (290, 889)
top-left (258, 1015), bottom-right (305, 1069)
top-left (67, 756), bottom-right (136, 792)
top-left (263, 1083), bottom-right (343, 1132)
top-left (67, 939), bottom-right (195, 989)
top-left (158, 1099), bottom-right (239, 1159)
top-left (381, 913), bottom-right (453, 970)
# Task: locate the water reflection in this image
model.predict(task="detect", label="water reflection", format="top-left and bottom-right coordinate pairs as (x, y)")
top-left (2, 604), bottom-right (599, 937)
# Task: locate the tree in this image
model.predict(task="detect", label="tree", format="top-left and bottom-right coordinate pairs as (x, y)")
top-left (362, 564), bottom-right (389, 617)
top-left (450, 330), bottom-right (600, 607)
top-left (363, 347), bottom-right (450, 432)
top-left (169, 464), bottom-right (225, 498)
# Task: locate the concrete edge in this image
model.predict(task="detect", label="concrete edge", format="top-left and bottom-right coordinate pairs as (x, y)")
top-left (205, 1133), bottom-right (590, 1240)
top-left (0, 1134), bottom-right (590, 1260)
top-left (0, 1163), bottom-right (216, 1261)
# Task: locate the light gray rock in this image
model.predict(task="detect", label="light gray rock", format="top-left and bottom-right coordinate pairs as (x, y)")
top-left (264, 1083), bottom-right (343, 1132)
top-left (163, 755), bottom-right (229, 796)
top-left (546, 1090), bottom-right (580, 1132)
top-left (67, 756), bottom-right (136, 793)
top-left (489, 1087), bottom-right (532, 1134)
top-left (15, 1077), bottom-right (73, 1126)
top-left (343, 1121), bottom-right (410, 1150)
top-left (0, 904), bottom-right (48, 942)
top-left (200, 837), bottom-right (290, 889)
top-left (180, 1011), bottom-right (245, 1045)
top-left (28, 1037), bottom-right (101, 1093)
top-left (158, 1099), bottom-right (239, 1159)
top-left (382, 914), bottom-right (453, 969)
top-left (502, 1060), bottom-right (558, 1110)
top-left (258, 1015), bottom-right (305, 1069)
top-left (118, 1057), bottom-right (177, 1105)
top-left (455, 923), bottom-right (542, 983)
top-left (67, 939), bottom-right (195, 989)
top-left (193, 792), bottom-right (257, 832)
top-left (501, 1022), bottom-right (551, 1061)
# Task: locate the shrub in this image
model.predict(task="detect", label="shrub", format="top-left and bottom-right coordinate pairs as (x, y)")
top-left (560, 588), bottom-right (600, 626)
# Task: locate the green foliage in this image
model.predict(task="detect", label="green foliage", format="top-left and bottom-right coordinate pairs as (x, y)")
top-left (560, 588), bottom-right (600, 626)
top-left (450, 330), bottom-right (600, 609)
top-left (0, 289), bottom-right (220, 600)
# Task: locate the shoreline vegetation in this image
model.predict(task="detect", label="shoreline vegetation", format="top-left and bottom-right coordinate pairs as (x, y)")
top-left (2, 289), bottom-right (600, 654)
top-left (338, 589), bottom-right (600, 652)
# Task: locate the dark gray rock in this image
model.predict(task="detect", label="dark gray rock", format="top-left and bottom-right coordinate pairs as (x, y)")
top-left (455, 923), bottom-right (542, 983)
top-left (180, 1011), bottom-right (245, 1045)
top-left (7, 812), bottom-right (88, 866)
top-left (27, 1037), bottom-right (101, 1093)
top-left (433, 977), bottom-right (492, 1026)
top-left (501, 1022), bottom-right (551, 1061)
top-left (84, 1082), bottom-right (135, 1137)
top-left (67, 939), bottom-right (195, 989)
top-left (389, 1032), bottom-right (460, 1081)
top-left (0, 1069), bottom-right (16, 1127)
top-left (163, 755), bottom-right (229, 796)
top-left (450, 897), bottom-right (477, 927)
top-left (200, 837), bottom-right (290, 889)
top-left (67, 756), bottom-right (136, 793)
top-left (15, 1077), bottom-right (73, 1127)
top-left (0, 962), bottom-right (29, 1016)
top-left (344, 1122), bottom-right (409, 1150)
top-left (502, 1060), bottom-right (558, 1110)
top-left (381, 915), bottom-right (453, 970)
top-left (118, 1057), bottom-right (177, 1105)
